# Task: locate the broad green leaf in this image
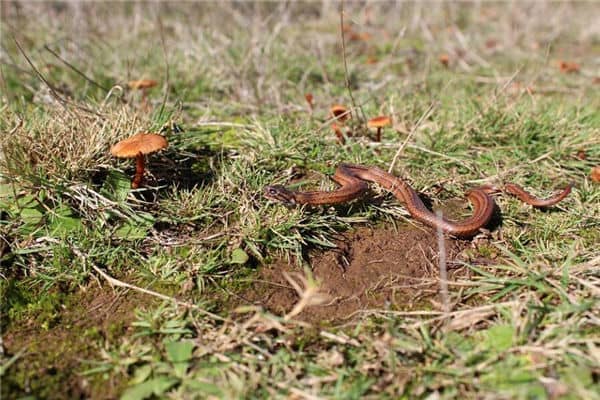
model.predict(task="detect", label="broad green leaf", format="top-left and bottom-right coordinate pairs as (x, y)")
top-left (47, 206), bottom-right (83, 235)
top-left (132, 211), bottom-right (155, 225)
top-left (165, 341), bottom-right (195, 363)
top-left (18, 205), bottom-right (44, 235)
top-left (129, 364), bottom-right (153, 385)
top-left (183, 380), bottom-right (224, 396)
top-left (101, 169), bottom-right (131, 203)
top-left (230, 248), bottom-right (249, 265)
top-left (20, 206), bottom-right (43, 224)
top-left (0, 183), bottom-right (15, 199)
top-left (172, 361), bottom-right (189, 379)
top-left (121, 376), bottom-right (178, 400)
top-left (445, 331), bottom-right (473, 354)
top-left (115, 222), bottom-right (149, 240)
top-left (483, 324), bottom-right (514, 353)
top-left (16, 194), bottom-right (37, 208)
top-left (48, 215), bottom-right (84, 235)
top-left (120, 381), bottom-right (155, 400)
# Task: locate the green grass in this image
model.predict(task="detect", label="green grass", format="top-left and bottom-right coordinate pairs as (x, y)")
top-left (1, 2), bottom-right (599, 399)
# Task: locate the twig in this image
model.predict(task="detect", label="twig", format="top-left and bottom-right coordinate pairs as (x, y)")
top-left (44, 45), bottom-right (111, 92)
top-left (12, 35), bottom-right (103, 117)
top-left (388, 102), bottom-right (435, 173)
top-left (194, 121), bottom-right (253, 129)
top-left (69, 245), bottom-right (226, 321)
top-left (283, 272), bottom-right (328, 321)
top-left (155, 12), bottom-right (170, 120)
top-left (436, 210), bottom-right (450, 313)
top-left (339, 1), bottom-right (365, 124)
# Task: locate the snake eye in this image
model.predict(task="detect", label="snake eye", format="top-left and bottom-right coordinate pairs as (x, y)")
top-left (264, 186), bottom-right (281, 199)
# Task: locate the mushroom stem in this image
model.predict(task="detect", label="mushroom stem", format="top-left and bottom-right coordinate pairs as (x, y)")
top-left (141, 91), bottom-right (149, 111)
top-left (132, 152), bottom-right (145, 188)
top-left (332, 123), bottom-right (345, 145)
top-left (376, 127), bottom-right (382, 142)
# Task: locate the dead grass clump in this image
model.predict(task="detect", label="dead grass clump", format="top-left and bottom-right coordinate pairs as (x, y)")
top-left (0, 105), bottom-right (145, 187)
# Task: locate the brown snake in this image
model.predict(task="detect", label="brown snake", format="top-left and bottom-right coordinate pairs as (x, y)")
top-left (264, 163), bottom-right (572, 238)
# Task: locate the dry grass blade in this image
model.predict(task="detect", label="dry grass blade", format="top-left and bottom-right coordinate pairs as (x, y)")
top-left (283, 271), bottom-right (329, 321)
top-left (388, 102), bottom-right (435, 173)
top-left (69, 244), bottom-right (227, 322)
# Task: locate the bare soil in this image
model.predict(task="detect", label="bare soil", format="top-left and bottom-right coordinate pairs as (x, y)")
top-left (239, 224), bottom-right (476, 324)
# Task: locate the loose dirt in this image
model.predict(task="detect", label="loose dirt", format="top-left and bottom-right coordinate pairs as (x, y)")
top-left (239, 225), bottom-right (475, 324)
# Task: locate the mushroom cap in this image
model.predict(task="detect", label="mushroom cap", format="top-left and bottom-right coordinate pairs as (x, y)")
top-left (110, 133), bottom-right (168, 158)
top-left (330, 104), bottom-right (351, 122)
top-left (128, 79), bottom-right (158, 90)
top-left (591, 166), bottom-right (600, 183)
top-left (367, 116), bottom-right (391, 128)
top-left (439, 54), bottom-right (450, 66)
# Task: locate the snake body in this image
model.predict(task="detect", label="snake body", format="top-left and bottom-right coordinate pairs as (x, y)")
top-left (264, 163), bottom-right (572, 238)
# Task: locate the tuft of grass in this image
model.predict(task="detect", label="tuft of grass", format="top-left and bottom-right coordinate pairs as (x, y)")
top-left (1, 2), bottom-right (599, 398)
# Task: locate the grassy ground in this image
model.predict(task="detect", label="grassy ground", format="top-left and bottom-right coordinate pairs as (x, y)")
top-left (1, 2), bottom-right (599, 399)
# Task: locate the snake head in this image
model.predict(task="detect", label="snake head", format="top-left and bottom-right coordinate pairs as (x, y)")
top-left (263, 185), bottom-right (296, 205)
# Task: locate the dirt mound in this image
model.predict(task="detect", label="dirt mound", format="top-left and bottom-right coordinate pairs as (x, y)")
top-left (241, 225), bottom-right (474, 324)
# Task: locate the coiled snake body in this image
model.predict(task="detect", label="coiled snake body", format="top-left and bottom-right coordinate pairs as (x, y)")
top-left (264, 163), bottom-right (571, 238)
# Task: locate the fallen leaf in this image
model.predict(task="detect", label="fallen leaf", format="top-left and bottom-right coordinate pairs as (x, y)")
top-left (485, 39), bottom-right (497, 49)
top-left (558, 60), bottom-right (580, 73)
top-left (349, 31), bottom-right (371, 42)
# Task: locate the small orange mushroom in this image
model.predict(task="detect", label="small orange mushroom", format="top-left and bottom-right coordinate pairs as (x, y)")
top-left (591, 166), bottom-right (600, 183)
top-left (331, 123), bottom-right (345, 144)
top-left (110, 133), bottom-right (168, 188)
top-left (348, 31), bottom-right (371, 42)
top-left (367, 116), bottom-right (391, 142)
top-left (127, 79), bottom-right (158, 90)
top-left (305, 93), bottom-right (314, 112)
top-left (329, 105), bottom-right (352, 144)
top-left (485, 39), bottom-right (498, 49)
top-left (558, 61), bottom-right (580, 74)
top-left (439, 54), bottom-right (450, 67)
top-left (128, 79), bottom-right (158, 109)
top-left (330, 104), bottom-right (351, 124)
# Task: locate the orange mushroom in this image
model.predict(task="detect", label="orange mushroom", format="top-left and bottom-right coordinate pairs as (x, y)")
top-left (439, 54), bottom-right (450, 67)
top-left (367, 116), bottom-right (391, 142)
top-left (348, 31), bottom-right (371, 42)
top-left (330, 104), bottom-right (351, 124)
top-left (127, 79), bottom-right (158, 90)
top-left (331, 123), bottom-right (345, 144)
top-left (305, 93), bottom-right (314, 112)
top-left (329, 105), bottom-right (352, 144)
top-left (558, 61), bottom-right (580, 74)
top-left (591, 166), bottom-right (600, 183)
top-left (110, 133), bottom-right (168, 188)
top-left (128, 79), bottom-right (158, 108)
